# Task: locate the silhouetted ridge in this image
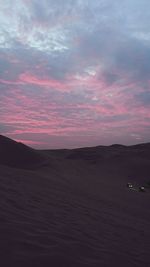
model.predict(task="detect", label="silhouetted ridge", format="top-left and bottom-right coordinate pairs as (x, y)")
top-left (0, 135), bottom-right (46, 168)
top-left (67, 143), bottom-right (150, 161)
top-left (131, 143), bottom-right (150, 149)
top-left (110, 144), bottom-right (126, 148)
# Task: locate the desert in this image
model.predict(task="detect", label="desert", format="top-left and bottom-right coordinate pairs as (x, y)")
top-left (0, 135), bottom-right (150, 266)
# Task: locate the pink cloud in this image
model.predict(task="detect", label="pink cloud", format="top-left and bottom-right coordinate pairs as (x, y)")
top-left (0, 78), bottom-right (24, 85)
top-left (19, 73), bottom-right (68, 90)
top-left (1, 68), bottom-right (150, 148)
top-left (0, 73), bottom-right (69, 91)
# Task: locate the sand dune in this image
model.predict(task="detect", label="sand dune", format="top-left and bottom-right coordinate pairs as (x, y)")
top-left (0, 135), bottom-right (47, 169)
top-left (0, 135), bottom-right (150, 266)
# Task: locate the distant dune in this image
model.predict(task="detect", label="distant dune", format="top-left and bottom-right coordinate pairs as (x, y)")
top-left (0, 135), bottom-right (150, 266)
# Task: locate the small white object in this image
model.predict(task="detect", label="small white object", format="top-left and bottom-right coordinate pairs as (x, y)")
top-left (139, 186), bottom-right (145, 192)
top-left (127, 183), bottom-right (133, 188)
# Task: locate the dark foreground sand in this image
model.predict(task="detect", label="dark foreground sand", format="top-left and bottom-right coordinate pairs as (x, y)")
top-left (0, 136), bottom-right (150, 266)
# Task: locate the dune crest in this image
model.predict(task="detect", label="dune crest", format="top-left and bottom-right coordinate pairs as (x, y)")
top-left (0, 135), bottom-right (46, 169)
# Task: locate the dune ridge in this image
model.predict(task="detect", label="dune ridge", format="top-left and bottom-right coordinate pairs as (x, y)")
top-left (0, 135), bottom-right (47, 169)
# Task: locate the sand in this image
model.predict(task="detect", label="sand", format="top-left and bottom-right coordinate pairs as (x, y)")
top-left (0, 135), bottom-right (150, 266)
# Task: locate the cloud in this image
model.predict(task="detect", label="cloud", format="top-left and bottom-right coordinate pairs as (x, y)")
top-left (135, 91), bottom-right (150, 106)
top-left (0, 0), bottom-right (150, 147)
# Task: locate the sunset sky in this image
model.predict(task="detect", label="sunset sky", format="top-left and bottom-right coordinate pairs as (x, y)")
top-left (0, 0), bottom-right (150, 148)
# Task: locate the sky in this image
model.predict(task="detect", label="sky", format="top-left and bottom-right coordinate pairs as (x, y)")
top-left (0, 0), bottom-right (150, 148)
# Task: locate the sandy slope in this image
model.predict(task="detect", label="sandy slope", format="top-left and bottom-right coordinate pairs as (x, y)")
top-left (0, 136), bottom-right (150, 266)
top-left (0, 135), bottom-right (47, 168)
